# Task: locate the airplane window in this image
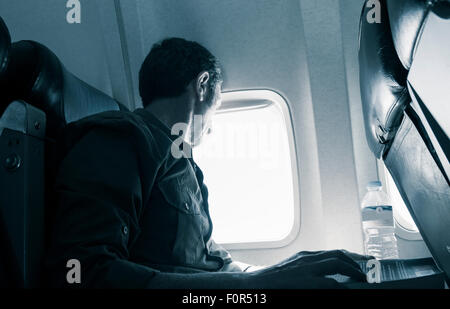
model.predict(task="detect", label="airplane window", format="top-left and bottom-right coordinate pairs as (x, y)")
top-left (384, 166), bottom-right (420, 233)
top-left (193, 92), bottom-right (296, 246)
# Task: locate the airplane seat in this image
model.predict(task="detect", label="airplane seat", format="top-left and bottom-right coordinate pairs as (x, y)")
top-left (0, 17), bottom-right (10, 82)
top-left (0, 16), bottom-right (24, 288)
top-left (359, 0), bottom-right (450, 279)
top-left (3, 40), bottom-right (128, 136)
top-left (0, 17), bottom-right (129, 287)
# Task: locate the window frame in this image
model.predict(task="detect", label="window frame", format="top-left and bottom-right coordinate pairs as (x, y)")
top-left (200, 89), bottom-right (301, 250)
top-left (377, 160), bottom-right (423, 241)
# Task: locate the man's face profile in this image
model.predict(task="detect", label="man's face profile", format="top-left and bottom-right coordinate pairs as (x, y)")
top-left (189, 82), bottom-right (222, 147)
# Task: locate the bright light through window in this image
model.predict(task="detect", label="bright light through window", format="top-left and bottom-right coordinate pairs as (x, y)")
top-left (384, 165), bottom-right (419, 233)
top-left (193, 92), bottom-right (296, 245)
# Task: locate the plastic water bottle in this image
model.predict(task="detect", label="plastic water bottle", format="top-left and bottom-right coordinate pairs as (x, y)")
top-left (361, 181), bottom-right (399, 259)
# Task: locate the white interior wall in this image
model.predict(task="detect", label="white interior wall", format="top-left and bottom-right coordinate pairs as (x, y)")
top-left (298, 0), bottom-right (364, 255)
top-left (339, 0), bottom-right (380, 202)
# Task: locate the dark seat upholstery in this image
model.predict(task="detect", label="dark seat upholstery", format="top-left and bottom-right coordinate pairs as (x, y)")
top-left (359, 0), bottom-right (450, 281)
top-left (0, 17), bottom-right (10, 82)
top-left (2, 40), bottom-right (127, 137)
top-left (0, 16), bottom-right (128, 287)
top-left (0, 16), bottom-right (21, 288)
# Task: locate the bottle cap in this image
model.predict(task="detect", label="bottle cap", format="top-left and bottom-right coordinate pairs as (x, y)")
top-left (366, 181), bottom-right (382, 189)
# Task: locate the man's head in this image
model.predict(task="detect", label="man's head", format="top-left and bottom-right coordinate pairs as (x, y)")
top-left (139, 38), bottom-right (223, 146)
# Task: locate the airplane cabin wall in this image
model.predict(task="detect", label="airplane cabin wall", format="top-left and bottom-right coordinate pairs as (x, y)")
top-left (0, 0), bottom-right (431, 267)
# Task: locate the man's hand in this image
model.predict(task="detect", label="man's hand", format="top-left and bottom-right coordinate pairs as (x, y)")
top-left (278, 249), bottom-right (374, 266)
top-left (246, 250), bottom-right (373, 289)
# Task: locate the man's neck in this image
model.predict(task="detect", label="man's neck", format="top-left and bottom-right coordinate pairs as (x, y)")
top-left (143, 95), bottom-right (193, 131)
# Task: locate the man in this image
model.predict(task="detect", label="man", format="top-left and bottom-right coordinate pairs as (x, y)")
top-left (46, 38), bottom-right (370, 288)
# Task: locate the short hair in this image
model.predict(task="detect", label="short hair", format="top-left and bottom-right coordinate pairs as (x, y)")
top-left (139, 38), bottom-right (222, 107)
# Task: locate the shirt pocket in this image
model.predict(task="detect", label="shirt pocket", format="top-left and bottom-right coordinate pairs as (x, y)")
top-left (157, 170), bottom-right (203, 216)
top-left (157, 168), bottom-right (206, 266)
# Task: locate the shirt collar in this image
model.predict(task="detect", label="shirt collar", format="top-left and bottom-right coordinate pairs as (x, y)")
top-left (134, 108), bottom-right (195, 159)
top-left (134, 108), bottom-right (175, 140)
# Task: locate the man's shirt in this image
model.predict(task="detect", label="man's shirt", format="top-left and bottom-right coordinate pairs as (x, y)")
top-left (46, 108), bottom-right (240, 288)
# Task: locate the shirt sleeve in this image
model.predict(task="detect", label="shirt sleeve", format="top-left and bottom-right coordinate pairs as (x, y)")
top-left (45, 125), bottom-right (162, 288)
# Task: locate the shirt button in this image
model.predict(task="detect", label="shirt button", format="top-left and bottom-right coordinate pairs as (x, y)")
top-left (184, 203), bottom-right (189, 211)
top-left (122, 225), bottom-right (128, 235)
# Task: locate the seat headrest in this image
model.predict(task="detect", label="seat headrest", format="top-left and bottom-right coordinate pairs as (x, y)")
top-left (358, 0), bottom-right (410, 158)
top-left (387, 0), bottom-right (450, 70)
top-left (0, 16), bottom-right (11, 80)
top-left (3, 40), bottom-right (124, 138)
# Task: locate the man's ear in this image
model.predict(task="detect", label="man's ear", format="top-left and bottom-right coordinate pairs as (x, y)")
top-left (196, 71), bottom-right (210, 102)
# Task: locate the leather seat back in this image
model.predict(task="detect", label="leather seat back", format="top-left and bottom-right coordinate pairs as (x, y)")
top-left (2, 40), bottom-right (126, 138)
top-left (0, 17), bottom-right (10, 86)
top-left (359, 0), bottom-right (410, 158)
